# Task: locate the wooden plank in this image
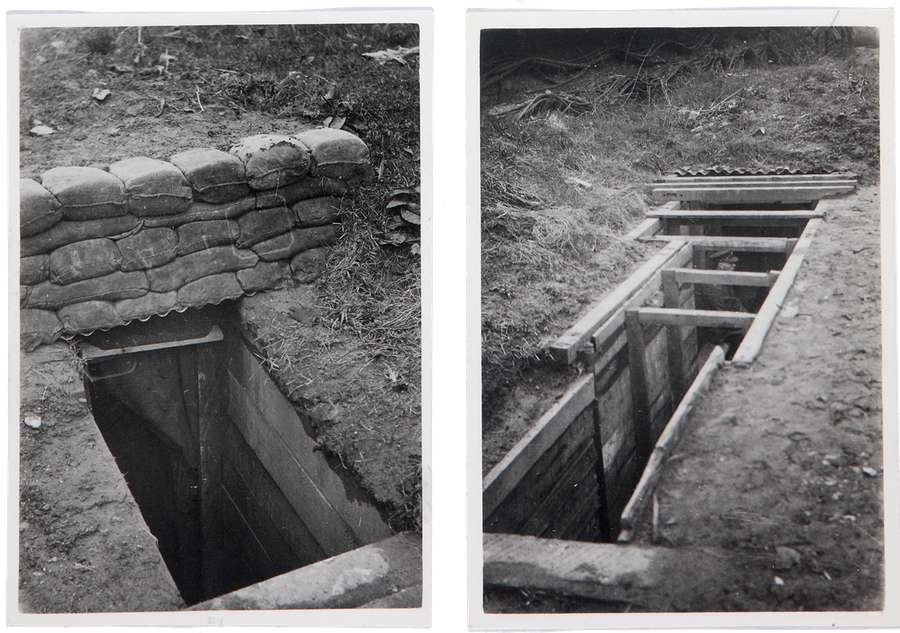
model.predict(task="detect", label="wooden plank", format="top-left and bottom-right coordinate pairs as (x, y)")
top-left (623, 217), bottom-right (661, 241)
top-left (652, 185), bottom-right (854, 204)
top-left (619, 346), bottom-right (726, 533)
top-left (646, 209), bottom-right (823, 221)
top-left (482, 373), bottom-right (595, 518)
top-left (80, 325), bottom-right (224, 360)
top-left (670, 268), bottom-right (774, 287)
top-left (641, 235), bottom-right (796, 252)
top-left (661, 270), bottom-right (686, 400)
top-left (649, 179), bottom-right (856, 190)
top-left (732, 217), bottom-right (824, 366)
top-left (635, 307), bottom-right (755, 330)
top-left (625, 310), bottom-right (652, 464)
top-left (658, 172), bottom-right (856, 183)
top-left (549, 240), bottom-right (687, 364)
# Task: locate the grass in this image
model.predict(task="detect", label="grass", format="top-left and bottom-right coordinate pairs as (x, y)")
top-left (480, 29), bottom-right (879, 427)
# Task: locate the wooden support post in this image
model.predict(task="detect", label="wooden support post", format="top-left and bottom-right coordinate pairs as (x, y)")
top-left (660, 270), bottom-right (686, 401)
top-left (625, 310), bottom-right (652, 464)
top-left (590, 399), bottom-right (613, 542)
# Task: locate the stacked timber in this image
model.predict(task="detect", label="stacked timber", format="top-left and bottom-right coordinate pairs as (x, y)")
top-left (20, 128), bottom-right (371, 350)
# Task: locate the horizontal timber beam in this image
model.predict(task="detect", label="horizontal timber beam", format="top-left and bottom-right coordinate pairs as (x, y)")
top-left (629, 307), bottom-right (755, 330)
top-left (642, 235), bottom-right (796, 252)
top-left (668, 268), bottom-right (775, 288)
top-left (647, 209), bottom-right (822, 221)
top-left (649, 179), bottom-right (856, 190)
top-left (657, 172), bottom-right (856, 183)
top-left (652, 185), bottom-right (854, 204)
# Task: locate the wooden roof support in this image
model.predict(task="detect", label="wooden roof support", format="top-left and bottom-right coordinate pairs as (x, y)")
top-left (649, 178), bottom-right (857, 190)
top-left (631, 307), bottom-right (756, 330)
top-left (647, 209), bottom-right (823, 221)
top-left (669, 268), bottom-right (775, 288)
top-left (652, 185), bottom-right (854, 204)
top-left (641, 235), bottom-right (797, 253)
top-left (657, 172), bottom-right (856, 183)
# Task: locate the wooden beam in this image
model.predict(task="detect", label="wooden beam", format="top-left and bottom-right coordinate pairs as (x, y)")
top-left (623, 217), bottom-right (661, 241)
top-left (649, 179), bottom-right (857, 190)
top-left (660, 270), bottom-right (686, 399)
top-left (657, 173), bottom-right (856, 183)
top-left (635, 307), bottom-right (755, 330)
top-left (618, 346), bottom-right (726, 534)
top-left (732, 218), bottom-right (824, 366)
top-left (652, 185), bottom-right (854, 204)
top-left (482, 373), bottom-right (595, 518)
top-left (646, 210), bottom-right (823, 221)
top-left (80, 325), bottom-right (224, 360)
top-left (625, 310), bottom-right (652, 463)
top-left (669, 268), bottom-right (774, 288)
top-left (642, 235), bottom-right (796, 253)
top-left (548, 240), bottom-right (689, 364)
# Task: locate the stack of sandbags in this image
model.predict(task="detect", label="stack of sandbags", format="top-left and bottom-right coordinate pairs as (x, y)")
top-left (19, 128), bottom-right (372, 350)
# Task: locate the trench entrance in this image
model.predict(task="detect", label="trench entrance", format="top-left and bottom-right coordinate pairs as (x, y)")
top-left (483, 173), bottom-right (854, 546)
top-left (81, 303), bottom-right (389, 605)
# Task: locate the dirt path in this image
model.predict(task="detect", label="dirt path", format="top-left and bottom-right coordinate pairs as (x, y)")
top-left (633, 186), bottom-right (884, 611)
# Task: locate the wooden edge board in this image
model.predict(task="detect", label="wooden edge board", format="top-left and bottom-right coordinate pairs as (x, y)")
top-left (640, 235), bottom-right (797, 253)
top-left (81, 325), bottom-right (224, 360)
top-left (649, 179), bottom-right (857, 190)
top-left (652, 186), bottom-right (854, 204)
top-left (646, 210), bottom-right (823, 220)
top-left (657, 173), bottom-right (856, 183)
top-left (623, 217), bottom-right (661, 241)
top-left (632, 307), bottom-right (755, 330)
top-left (482, 373), bottom-right (595, 518)
top-left (670, 268), bottom-right (774, 287)
top-left (618, 346), bottom-right (726, 533)
top-left (548, 240), bottom-right (689, 364)
top-left (732, 218), bottom-right (824, 366)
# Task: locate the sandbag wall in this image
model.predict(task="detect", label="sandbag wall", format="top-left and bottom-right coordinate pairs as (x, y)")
top-left (19, 128), bottom-right (370, 350)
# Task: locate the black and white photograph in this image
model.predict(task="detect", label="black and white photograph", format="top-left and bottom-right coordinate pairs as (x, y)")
top-left (476, 14), bottom-right (895, 619)
top-left (10, 12), bottom-right (426, 623)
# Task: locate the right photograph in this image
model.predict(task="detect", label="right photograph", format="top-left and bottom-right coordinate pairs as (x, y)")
top-left (479, 23), bottom-right (889, 614)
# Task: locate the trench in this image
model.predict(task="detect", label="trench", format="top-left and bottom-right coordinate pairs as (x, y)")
top-left (80, 303), bottom-right (390, 605)
top-left (483, 184), bottom-right (839, 547)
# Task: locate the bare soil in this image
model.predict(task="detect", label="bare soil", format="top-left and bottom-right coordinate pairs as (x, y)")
top-left (631, 187), bottom-right (884, 611)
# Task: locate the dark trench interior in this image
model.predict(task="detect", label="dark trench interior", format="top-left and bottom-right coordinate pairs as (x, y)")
top-left (79, 304), bottom-right (367, 605)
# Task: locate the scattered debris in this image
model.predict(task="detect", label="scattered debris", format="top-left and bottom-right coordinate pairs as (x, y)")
top-left (565, 176), bottom-right (593, 190)
top-left (861, 466), bottom-right (879, 477)
top-left (361, 46), bottom-right (419, 65)
top-left (29, 124), bottom-right (55, 136)
top-left (91, 88), bottom-right (111, 102)
top-left (22, 414), bottom-right (42, 430)
top-left (378, 186), bottom-right (421, 248)
top-left (490, 90), bottom-right (592, 120)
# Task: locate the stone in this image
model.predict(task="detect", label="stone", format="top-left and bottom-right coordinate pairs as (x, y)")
top-left (49, 238), bottom-right (121, 284)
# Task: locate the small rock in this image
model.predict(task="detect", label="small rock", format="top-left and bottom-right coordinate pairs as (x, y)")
top-left (29, 125), bottom-right (55, 136)
top-left (22, 414), bottom-right (42, 429)
top-left (774, 546), bottom-right (802, 570)
top-left (861, 466), bottom-right (879, 477)
top-left (91, 88), bottom-right (111, 102)
top-left (773, 575), bottom-right (785, 587)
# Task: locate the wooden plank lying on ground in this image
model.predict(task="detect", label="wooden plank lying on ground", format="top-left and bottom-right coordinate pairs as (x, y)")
top-left (549, 240), bottom-right (688, 364)
top-left (641, 235), bottom-right (796, 253)
top-left (652, 185), bottom-right (854, 204)
top-left (732, 215), bottom-right (826, 366)
top-left (669, 268), bottom-right (775, 287)
top-left (483, 373), bottom-right (595, 518)
top-left (647, 209), bottom-right (823, 221)
top-left (618, 345), bottom-right (726, 537)
top-left (649, 179), bottom-right (857, 190)
top-left (657, 172), bottom-right (856, 183)
top-left (633, 307), bottom-right (755, 330)
top-left (483, 533), bottom-right (738, 609)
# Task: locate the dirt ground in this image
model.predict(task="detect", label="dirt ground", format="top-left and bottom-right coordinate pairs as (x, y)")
top-left (629, 187), bottom-right (884, 611)
top-left (19, 24), bottom-right (422, 541)
top-left (481, 30), bottom-right (879, 472)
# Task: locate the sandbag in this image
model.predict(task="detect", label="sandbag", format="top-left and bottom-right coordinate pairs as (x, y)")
top-left (177, 272), bottom-right (243, 307)
top-left (296, 128), bottom-right (370, 182)
top-left (236, 260), bottom-right (290, 293)
top-left (117, 228), bottom-right (178, 270)
top-left (292, 196), bottom-right (341, 227)
top-left (254, 176), bottom-right (348, 209)
top-left (236, 206), bottom-right (295, 248)
top-left (290, 246), bottom-right (330, 283)
top-left (251, 225), bottom-right (339, 261)
top-left (147, 245), bottom-right (258, 292)
top-left (230, 134), bottom-right (311, 190)
top-left (109, 157), bottom-right (193, 216)
top-left (26, 270), bottom-right (149, 310)
top-left (115, 291), bottom-right (177, 321)
top-left (21, 309), bottom-right (63, 351)
top-left (58, 300), bottom-right (124, 333)
top-left (22, 215), bottom-right (140, 257)
top-left (20, 255), bottom-right (49, 285)
top-left (144, 195), bottom-right (256, 228)
top-left (169, 148), bottom-right (250, 204)
top-left (49, 238), bottom-right (122, 285)
top-left (176, 220), bottom-right (239, 255)
top-left (20, 178), bottom-right (62, 237)
top-left (41, 166), bottom-right (127, 221)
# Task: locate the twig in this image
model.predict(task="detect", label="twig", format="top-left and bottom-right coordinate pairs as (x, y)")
top-left (194, 86), bottom-right (204, 112)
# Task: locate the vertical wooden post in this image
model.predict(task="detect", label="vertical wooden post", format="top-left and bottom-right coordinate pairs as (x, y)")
top-left (661, 269), bottom-right (686, 401)
top-left (197, 341), bottom-right (226, 600)
top-left (625, 309), bottom-right (652, 464)
top-left (590, 398), bottom-right (613, 542)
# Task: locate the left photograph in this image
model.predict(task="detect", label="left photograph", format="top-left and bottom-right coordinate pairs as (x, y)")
top-left (13, 16), bottom-right (423, 617)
